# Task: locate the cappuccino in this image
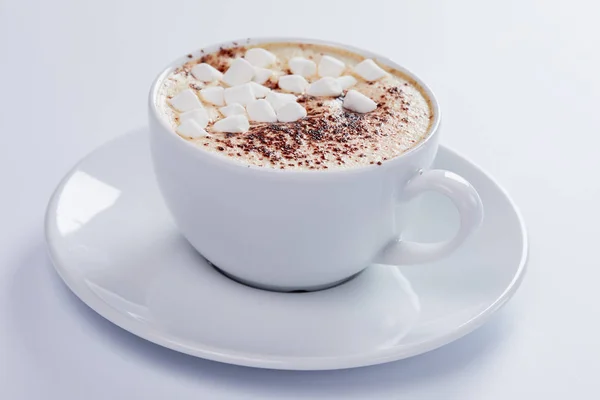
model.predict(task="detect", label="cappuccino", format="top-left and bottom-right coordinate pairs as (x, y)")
top-left (157, 42), bottom-right (434, 170)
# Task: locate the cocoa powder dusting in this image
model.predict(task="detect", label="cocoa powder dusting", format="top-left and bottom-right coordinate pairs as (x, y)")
top-left (198, 97), bottom-right (413, 169)
top-left (162, 43), bottom-right (434, 170)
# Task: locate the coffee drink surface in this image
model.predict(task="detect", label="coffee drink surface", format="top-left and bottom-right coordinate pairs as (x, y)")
top-left (157, 42), bottom-right (434, 170)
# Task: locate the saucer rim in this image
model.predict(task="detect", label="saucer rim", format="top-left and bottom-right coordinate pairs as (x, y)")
top-left (44, 132), bottom-right (528, 370)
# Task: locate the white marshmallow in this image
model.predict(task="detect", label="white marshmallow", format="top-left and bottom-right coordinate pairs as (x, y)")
top-left (222, 58), bottom-right (255, 86)
top-left (277, 102), bottom-right (307, 122)
top-left (200, 86), bottom-right (225, 106)
top-left (168, 89), bottom-right (203, 112)
top-left (249, 81), bottom-right (271, 98)
top-left (266, 91), bottom-right (297, 111)
top-left (343, 89), bottom-right (377, 113)
top-left (246, 99), bottom-right (277, 123)
top-left (244, 48), bottom-right (277, 68)
top-left (224, 83), bottom-right (255, 106)
top-left (337, 75), bottom-right (358, 90)
top-left (180, 108), bottom-right (209, 128)
top-left (219, 103), bottom-right (246, 117)
top-left (278, 75), bottom-right (309, 93)
top-left (212, 115), bottom-right (250, 133)
top-left (353, 59), bottom-right (387, 81)
top-left (191, 63), bottom-right (223, 82)
top-left (177, 119), bottom-right (209, 138)
top-left (253, 67), bottom-right (273, 84)
top-left (318, 55), bottom-right (345, 78)
top-left (306, 77), bottom-right (343, 97)
top-left (289, 57), bottom-right (317, 77)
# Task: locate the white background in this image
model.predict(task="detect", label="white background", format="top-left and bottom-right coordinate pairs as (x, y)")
top-left (1, 0), bottom-right (599, 398)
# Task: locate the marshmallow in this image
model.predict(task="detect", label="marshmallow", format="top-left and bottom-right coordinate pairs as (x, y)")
top-left (177, 119), bottom-right (209, 138)
top-left (289, 57), bottom-right (317, 77)
top-left (253, 67), bottom-right (273, 84)
top-left (244, 48), bottom-right (277, 68)
top-left (222, 58), bottom-right (255, 86)
top-left (337, 75), bottom-right (358, 90)
top-left (249, 81), bottom-right (271, 98)
top-left (212, 115), bottom-right (250, 133)
top-left (191, 63), bottom-right (223, 82)
top-left (306, 77), bottom-right (343, 97)
top-left (180, 108), bottom-right (209, 128)
top-left (277, 102), bottom-right (307, 122)
top-left (343, 90), bottom-right (377, 113)
top-left (168, 89), bottom-right (203, 112)
top-left (200, 86), bottom-right (225, 106)
top-left (224, 83), bottom-right (255, 106)
top-left (266, 91), bottom-right (297, 111)
top-left (219, 103), bottom-right (246, 117)
top-left (318, 55), bottom-right (345, 78)
top-left (353, 59), bottom-right (387, 81)
top-left (246, 99), bottom-right (277, 123)
top-left (278, 75), bottom-right (309, 93)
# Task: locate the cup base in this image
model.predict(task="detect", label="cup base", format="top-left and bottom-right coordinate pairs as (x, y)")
top-left (210, 263), bottom-right (364, 293)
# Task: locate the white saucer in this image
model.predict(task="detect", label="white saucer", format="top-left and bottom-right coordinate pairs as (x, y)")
top-left (45, 131), bottom-right (527, 370)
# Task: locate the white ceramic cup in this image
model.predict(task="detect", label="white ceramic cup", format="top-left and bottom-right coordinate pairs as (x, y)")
top-left (148, 38), bottom-right (484, 292)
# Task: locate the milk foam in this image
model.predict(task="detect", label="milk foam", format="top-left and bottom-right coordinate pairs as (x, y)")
top-left (157, 43), bottom-right (434, 170)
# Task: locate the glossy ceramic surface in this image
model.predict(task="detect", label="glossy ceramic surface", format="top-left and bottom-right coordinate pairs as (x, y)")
top-left (148, 37), bottom-right (483, 291)
top-left (45, 131), bottom-right (527, 370)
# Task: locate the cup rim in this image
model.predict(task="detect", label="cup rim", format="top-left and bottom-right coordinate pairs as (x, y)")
top-left (148, 36), bottom-right (441, 175)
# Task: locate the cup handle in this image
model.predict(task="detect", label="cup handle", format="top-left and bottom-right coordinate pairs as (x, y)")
top-left (375, 169), bottom-right (484, 265)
